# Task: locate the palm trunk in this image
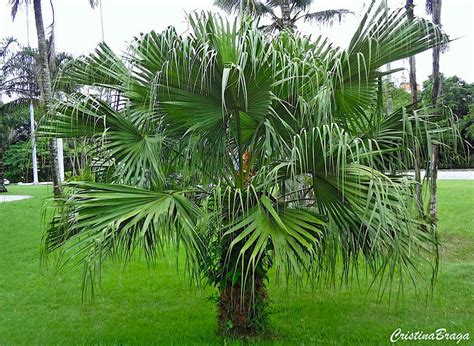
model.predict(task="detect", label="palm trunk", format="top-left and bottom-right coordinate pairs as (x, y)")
top-left (30, 101), bottom-right (39, 184)
top-left (383, 2), bottom-right (393, 114)
top-left (414, 148), bottom-right (424, 216)
top-left (33, 0), bottom-right (61, 196)
top-left (218, 230), bottom-right (268, 336)
top-left (429, 144), bottom-right (439, 219)
top-left (408, 58), bottom-right (418, 104)
top-left (0, 110), bottom-right (7, 193)
top-left (280, 0), bottom-right (292, 30)
top-left (218, 275), bottom-right (267, 337)
top-left (406, 0), bottom-right (418, 105)
top-left (410, 51), bottom-right (423, 216)
top-left (430, 0), bottom-right (442, 222)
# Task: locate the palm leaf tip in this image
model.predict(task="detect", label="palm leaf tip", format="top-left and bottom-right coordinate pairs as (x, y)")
top-left (303, 9), bottom-right (353, 25)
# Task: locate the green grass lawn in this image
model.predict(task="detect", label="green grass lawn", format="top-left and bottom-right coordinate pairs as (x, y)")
top-left (1, 181), bottom-right (473, 344)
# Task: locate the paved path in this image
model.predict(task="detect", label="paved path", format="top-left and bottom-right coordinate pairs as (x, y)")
top-left (406, 169), bottom-right (474, 180)
top-left (0, 195), bottom-right (33, 203)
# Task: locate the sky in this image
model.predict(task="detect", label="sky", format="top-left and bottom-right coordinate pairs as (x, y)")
top-left (0, 0), bottom-right (473, 87)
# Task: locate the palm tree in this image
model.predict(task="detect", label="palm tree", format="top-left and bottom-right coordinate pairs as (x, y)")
top-left (1, 43), bottom-right (74, 184)
top-left (9, 0), bottom-right (61, 194)
top-left (25, 0), bottom-right (39, 184)
top-left (215, 0), bottom-right (351, 32)
top-left (405, 0), bottom-right (418, 106)
top-left (42, 3), bottom-right (450, 337)
top-left (8, 0), bottom-right (101, 195)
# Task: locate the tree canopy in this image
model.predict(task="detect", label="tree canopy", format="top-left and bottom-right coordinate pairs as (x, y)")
top-left (39, 1), bottom-right (454, 336)
top-left (215, 0), bottom-right (352, 31)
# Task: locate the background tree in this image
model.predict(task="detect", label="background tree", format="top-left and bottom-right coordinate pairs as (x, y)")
top-left (2, 46), bottom-right (41, 98)
top-left (1, 38), bottom-right (73, 183)
top-left (3, 132), bottom-right (51, 182)
top-left (0, 37), bottom-right (18, 192)
top-left (0, 100), bottom-right (32, 186)
top-left (42, 4), bottom-right (451, 337)
top-left (423, 74), bottom-right (474, 167)
top-left (405, 0), bottom-right (418, 105)
top-left (0, 99), bottom-right (56, 183)
top-left (9, 0), bottom-right (62, 194)
top-left (215, 0), bottom-right (351, 32)
top-left (423, 75), bottom-right (474, 120)
top-left (8, 0), bottom-right (100, 195)
top-left (459, 105), bottom-right (474, 152)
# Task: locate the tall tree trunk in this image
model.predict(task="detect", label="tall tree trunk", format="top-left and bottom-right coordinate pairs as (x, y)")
top-left (429, 144), bottom-right (439, 219)
top-left (30, 101), bottom-right (39, 184)
top-left (408, 58), bottom-right (418, 104)
top-left (413, 147), bottom-right (424, 216)
top-left (430, 0), bottom-right (442, 222)
top-left (0, 110), bottom-right (7, 193)
top-left (26, 1), bottom-right (39, 184)
top-left (406, 0), bottom-right (418, 105)
top-left (406, 0), bottom-right (423, 216)
top-left (280, 0), bottom-right (292, 30)
top-left (33, 0), bottom-right (61, 196)
top-left (383, 1), bottom-right (393, 114)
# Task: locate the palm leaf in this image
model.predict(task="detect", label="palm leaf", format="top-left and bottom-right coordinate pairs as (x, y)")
top-left (44, 182), bottom-right (204, 296)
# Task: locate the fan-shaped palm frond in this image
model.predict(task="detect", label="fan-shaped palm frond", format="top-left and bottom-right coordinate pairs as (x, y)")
top-left (45, 182), bottom-right (204, 297)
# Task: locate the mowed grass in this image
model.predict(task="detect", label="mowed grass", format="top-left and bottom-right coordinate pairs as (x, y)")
top-left (0, 181), bottom-right (473, 344)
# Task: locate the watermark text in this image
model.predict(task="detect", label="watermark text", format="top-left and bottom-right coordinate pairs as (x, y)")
top-left (390, 328), bottom-right (470, 344)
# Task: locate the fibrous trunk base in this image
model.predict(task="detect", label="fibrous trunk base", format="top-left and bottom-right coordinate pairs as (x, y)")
top-left (218, 276), bottom-right (267, 337)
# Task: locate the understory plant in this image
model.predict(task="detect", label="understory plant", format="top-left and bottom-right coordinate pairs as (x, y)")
top-left (42, 2), bottom-right (453, 337)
